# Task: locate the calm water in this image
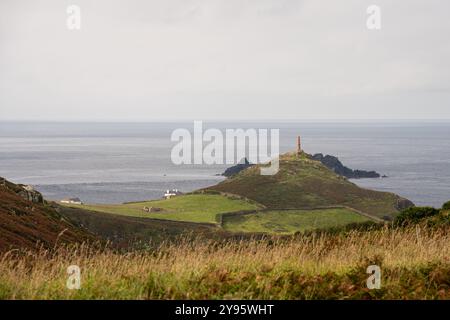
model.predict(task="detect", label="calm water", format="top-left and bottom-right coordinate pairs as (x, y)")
top-left (1, 121), bottom-right (449, 207)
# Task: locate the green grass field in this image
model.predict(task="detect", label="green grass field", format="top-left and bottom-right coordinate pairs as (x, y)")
top-left (67, 194), bottom-right (260, 224)
top-left (222, 208), bottom-right (372, 234)
top-left (65, 194), bottom-right (374, 233)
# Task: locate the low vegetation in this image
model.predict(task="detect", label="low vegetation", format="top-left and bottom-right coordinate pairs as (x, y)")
top-left (394, 205), bottom-right (450, 227)
top-left (441, 201), bottom-right (450, 211)
top-left (221, 208), bottom-right (371, 234)
top-left (0, 223), bottom-right (448, 299)
top-left (394, 207), bottom-right (441, 226)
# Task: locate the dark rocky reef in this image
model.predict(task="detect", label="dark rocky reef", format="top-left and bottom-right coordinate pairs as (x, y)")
top-left (311, 153), bottom-right (382, 179)
top-left (221, 158), bottom-right (254, 177)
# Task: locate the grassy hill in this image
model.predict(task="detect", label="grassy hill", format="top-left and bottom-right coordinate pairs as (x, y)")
top-left (59, 152), bottom-right (414, 235)
top-left (65, 193), bottom-right (261, 224)
top-left (207, 152), bottom-right (413, 219)
top-left (221, 208), bottom-right (371, 234)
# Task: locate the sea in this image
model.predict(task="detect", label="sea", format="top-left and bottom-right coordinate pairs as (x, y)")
top-left (1, 121), bottom-right (449, 207)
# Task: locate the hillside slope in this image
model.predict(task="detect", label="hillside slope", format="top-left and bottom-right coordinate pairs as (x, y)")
top-left (0, 178), bottom-right (93, 252)
top-left (207, 153), bottom-right (414, 219)
top-left (58, 205), bottom-right (262, 248)
top-left (64, 193), bottom-right (261, 224)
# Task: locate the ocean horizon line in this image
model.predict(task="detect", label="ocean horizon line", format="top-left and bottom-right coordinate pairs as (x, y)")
top-left (2, 118), bottom-right (450, 124)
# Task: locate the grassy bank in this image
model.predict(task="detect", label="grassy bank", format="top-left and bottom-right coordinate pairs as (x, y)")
top-left (67, 194), bottom-right (260, 224)
top-left (0, 224), bottom-right (448, 299)
top-left (221, 208), bottom-right (371, 234)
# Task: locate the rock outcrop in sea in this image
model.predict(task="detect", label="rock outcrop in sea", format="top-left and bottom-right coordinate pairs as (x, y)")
top-left (311, 153), bottom-right (382, 179)
top-left (221, 158), bottom-right (254, 177)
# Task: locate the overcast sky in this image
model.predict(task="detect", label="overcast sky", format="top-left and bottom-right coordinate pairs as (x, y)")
top-left (1, 0), bottom-right (449, 121)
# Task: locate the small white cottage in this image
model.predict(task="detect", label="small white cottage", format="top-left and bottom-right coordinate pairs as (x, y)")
top-left (164, 189), bottom-right (183, 200)
top-left (60, 197), bottom-right (83, 205)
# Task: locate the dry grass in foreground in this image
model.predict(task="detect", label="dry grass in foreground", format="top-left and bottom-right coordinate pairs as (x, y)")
top-left (0, 224), bottom-right (449, 300)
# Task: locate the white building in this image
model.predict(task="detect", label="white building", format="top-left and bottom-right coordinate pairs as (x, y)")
top-left (60, 197), bottom-right (83, 205)
top-left (164, 189), bottom-right (182, 199)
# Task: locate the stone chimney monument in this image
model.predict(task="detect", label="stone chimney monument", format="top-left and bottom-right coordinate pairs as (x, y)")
top-left (297, 136), bottom-right (302, 155)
